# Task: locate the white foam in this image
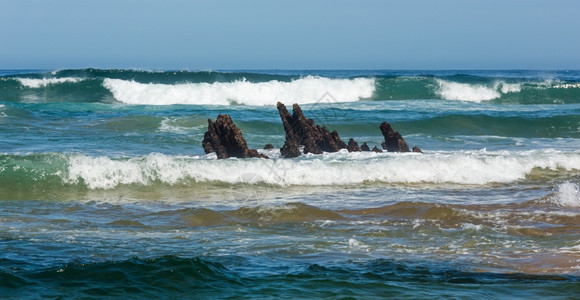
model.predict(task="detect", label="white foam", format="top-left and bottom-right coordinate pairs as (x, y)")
top-left (434, 79), bottom-right (521, 102)
top-left (552, 182), bottom-right (580, 207)
top-left (158, 117), bottom-right (192, 134)
top-left (553, 83), bottom-right (580, 89)
top-left (62, 150), bottom-right (580, 189)
top-left (498, 82), bottom-right (522, 94)
top-left (102, 76), bottom-right (375, 106)
top-left (16, 77), bottom-right (84, 88)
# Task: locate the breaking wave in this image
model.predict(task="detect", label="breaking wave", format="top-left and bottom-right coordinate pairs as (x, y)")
top-left (15, 77), bottom-right (84, 88)
top-left (434, 79), bottom-right (522, 102)
top-left (2, 150), bottom-right (580, 190)
top-left (102, 76), bottom-right (376, 105)
top-left (2, 69), bottom-right (580, 104)
top-left (552, 182), bottom-right (580, 207)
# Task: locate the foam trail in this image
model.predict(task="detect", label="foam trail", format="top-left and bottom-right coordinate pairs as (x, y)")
top-left (16, 77), bottom-right (84, 88)
top-left (102, 76), bottom-right (375, 105)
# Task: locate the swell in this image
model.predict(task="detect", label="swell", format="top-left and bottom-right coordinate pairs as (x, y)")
top-left (2, 69), bottom-right (580, 105)
top-left (1, 256), bottom-right (578, 298)
top-left (153, 194), bottom-right (580, 227)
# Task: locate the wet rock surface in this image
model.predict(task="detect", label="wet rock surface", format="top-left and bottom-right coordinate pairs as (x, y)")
top-left (277, 102), bottom-right (348, 156)
top-left (202, 114), bottom-right (268, 159)
top-left (380, 122), bottom-right (411, 153)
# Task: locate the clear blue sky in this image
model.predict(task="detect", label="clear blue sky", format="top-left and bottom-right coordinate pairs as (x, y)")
top-left (1, 0), bottom-right (579, 70)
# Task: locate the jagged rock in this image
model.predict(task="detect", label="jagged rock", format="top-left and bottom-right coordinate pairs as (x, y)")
top-left (412, 146), bottom-right (423, 153)
top-left (380, 122), bottom-right (410, 153)
top-left (361, 142), bottom-right (371, 151)
top-left (347, 138), bottom-right (360, 152)
top-left (277, 102), bottom-right (347, 155)
top-left (264, 144), bottom-right (274, 150)
top-left (280, 140), bottom-right (301, 158)
top-left (202, 114), bottom-right (268, 159)
top-left (372, 146), bottom-right (383, 153)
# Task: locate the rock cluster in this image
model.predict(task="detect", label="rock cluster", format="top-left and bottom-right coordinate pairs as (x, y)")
top-left (202, 114), bottom-right (268, 159)
top-left (202, 103), bottom-right (421, 159)
top-left (276, 102), bottom-right (420, 157)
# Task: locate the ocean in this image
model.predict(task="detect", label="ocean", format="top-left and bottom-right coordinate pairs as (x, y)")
top-left (1, 69), bottom-right (579, 299)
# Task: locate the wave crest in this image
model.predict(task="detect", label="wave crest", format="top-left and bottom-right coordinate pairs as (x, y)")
top-left (435, 79), bottom-right (522, 102)
top-left (102, 76), bottom-right (375, 105)
top-left (16, 77), bottom-right (84, 88)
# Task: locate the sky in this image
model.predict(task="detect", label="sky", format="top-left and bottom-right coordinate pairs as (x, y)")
top-left (1, 0), bottom-right (579, 70)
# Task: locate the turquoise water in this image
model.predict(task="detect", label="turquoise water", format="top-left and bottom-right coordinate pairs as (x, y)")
top-left (1, 69), bottom-right (579, 298)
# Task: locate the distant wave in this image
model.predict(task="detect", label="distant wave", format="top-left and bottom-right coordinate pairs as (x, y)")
top-left (434, 79), bottom-right (521, 102)
top-left (2, 69), bottom-right (580, 104)
top-left (15, 77), bottom-right (84, 88)
top-left (102, 76), bottom-right (376, 105)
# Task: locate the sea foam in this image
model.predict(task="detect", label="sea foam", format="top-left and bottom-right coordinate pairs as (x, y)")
top-left (102, 76), bottom-right (375, 105)
top-left (62, 150), bottom-right (580, 189)
top-left (435, 79), bottom-right (521, 102)
top-left (552, 182), bottom-right (580, 207)
top-left (16, 77), bottom-right (84, 88)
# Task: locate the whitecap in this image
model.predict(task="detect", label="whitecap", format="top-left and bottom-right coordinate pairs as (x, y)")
top-left (551, 182), bottom-right (580, 207)
top-left (16, 77), bottom-right (84, 88)
top-left (102, 76), bottom-right (375, 106)
top-left (61, 150), bottom-right (580, 190)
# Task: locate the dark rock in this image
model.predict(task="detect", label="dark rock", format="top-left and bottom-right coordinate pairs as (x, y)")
top-left (361, 142), bottom-right (371, 151)
top-left (380, 122), bottom-right (410, 153)
top-left (264, 144), bottom-right (274, 150)
top-left (276, 102), bottom-right (347, 155)
top-left (412, 146), bottom-right (423, 153)
top-left (280, 140), bottom-right (301, 158)
top-left (202, 114), bottom-right (268, 159)
top-left (347, 138), bottom-right (360, 152)
top-left (372, 146), bottom-right (383, 153)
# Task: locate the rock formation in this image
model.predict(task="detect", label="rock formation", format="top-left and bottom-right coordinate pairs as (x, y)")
top-left (380, 122), bottom-right (410, 152)
top-left (277, 102), bottom-right (348, 157)
top-left (202, 114), bottom-right (268, 159)
top-left (202, 104), bottom-right (421, 159)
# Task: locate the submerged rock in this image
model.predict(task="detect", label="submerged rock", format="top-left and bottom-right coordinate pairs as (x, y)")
top-left (380, 122), bottom-right (410, 153)
top-left (263, 144), bottom-right (274, 150)
top-left (280, 140), bottom-right (301, 158)
top-left (347, 138), bottom-right (361, 152)
top-left (202, 114), bottom-right (268, 159)
top-left (412, 146), bottom-right (423, 153)
top-left (360, 142), bottom-right (371, 152)
top-left (372, 146), bottom-right (383, 153)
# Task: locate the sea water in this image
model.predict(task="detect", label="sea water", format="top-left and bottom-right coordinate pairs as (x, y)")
top-left (1, 69), bottom-right (579, 298)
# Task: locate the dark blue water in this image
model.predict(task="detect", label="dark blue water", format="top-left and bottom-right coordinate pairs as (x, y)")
top-left (1, 69), bottom-right (579, 298)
